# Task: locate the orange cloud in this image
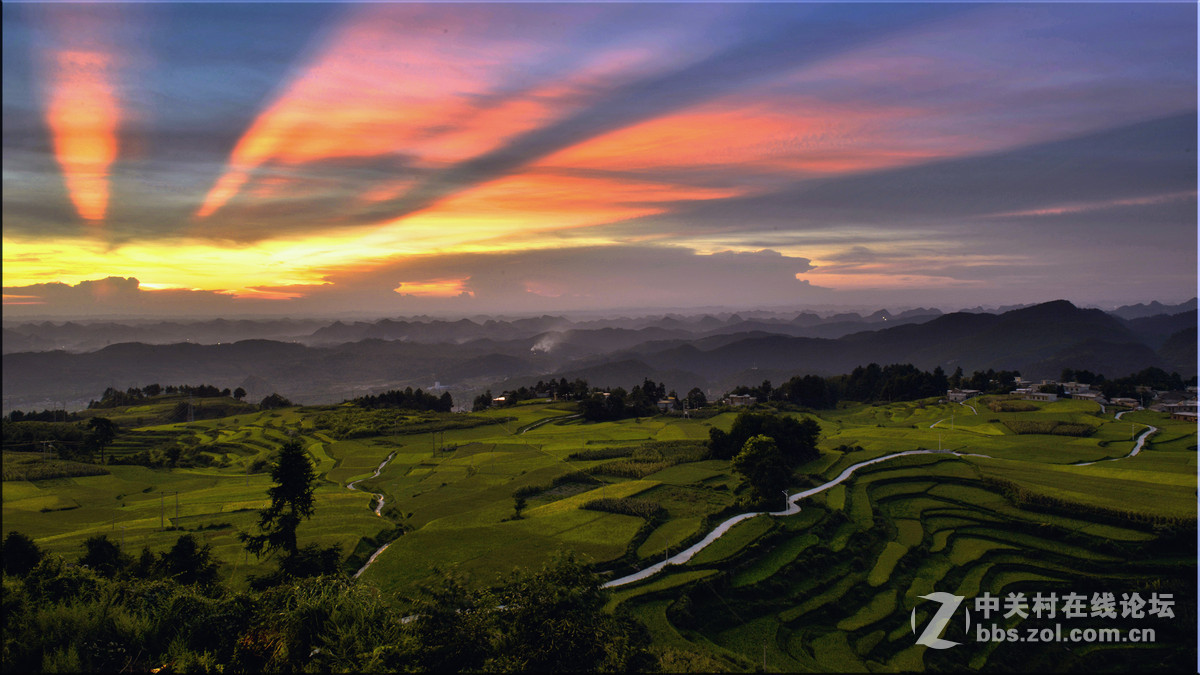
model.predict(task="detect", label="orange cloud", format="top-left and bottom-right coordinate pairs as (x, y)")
top-left (195, 5), bottom-right (560, 218)
top-left (537, 96), bottom-right (941, 178)
top-left (194, 6), bottom-right (681, 219)
top-left (2, 294), bottom-right (44, 306)
top-left (395, 170), bottom-right (745, 244)
top-left (394, 277), bottom-right (471, 297)
top-left (45, 49), bottom-right (119, 222)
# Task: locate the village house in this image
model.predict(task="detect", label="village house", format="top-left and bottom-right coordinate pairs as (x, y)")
top-left (1061, 382), bottom-right (1091, 395)
top-left (1163, 399), bottom-right (1198, 421)
top-left (947, 388), bottom-right (981, 402)
top-left (726, 394), bottom-right (755, 407)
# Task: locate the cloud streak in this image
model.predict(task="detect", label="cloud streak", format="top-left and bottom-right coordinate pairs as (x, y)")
top-left (2, 2), bottom-right (1195, 314)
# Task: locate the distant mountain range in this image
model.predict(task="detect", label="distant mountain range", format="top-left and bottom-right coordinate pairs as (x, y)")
top-left (3, 300), bottom-right (1194, 413)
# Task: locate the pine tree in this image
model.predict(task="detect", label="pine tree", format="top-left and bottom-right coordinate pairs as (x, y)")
top-left (239, 440), bottom-right (316, 559)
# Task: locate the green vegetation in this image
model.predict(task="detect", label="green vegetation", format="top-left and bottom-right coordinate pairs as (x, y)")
top-left (3, 391), bottom-right (1194, 672)
top-left (2, 548), bottom-right (653, 673)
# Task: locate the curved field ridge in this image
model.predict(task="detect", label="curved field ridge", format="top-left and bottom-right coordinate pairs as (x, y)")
top-left (604, 450), bottom-right (988, 588)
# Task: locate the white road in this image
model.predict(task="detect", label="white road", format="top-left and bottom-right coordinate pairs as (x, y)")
top-left (603, 449), bottom-right (990, 588)
top-left (347, 451), bottom-right (397, 517)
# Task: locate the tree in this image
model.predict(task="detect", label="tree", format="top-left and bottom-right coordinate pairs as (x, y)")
top-left (473, 390), bottom-right (493, 412)
top-left (259, 393), bottom-right (294, 410)
top-left (159, 533), bottom-right (220, 585)
top-left (2, 531), bottom-right (43, 576)
top-left (79, 534), bottom-right (132, 577)
top-left (85, 416), bottom-right (118, 463)
top-left (731, 435), bottom-right (791, 508)
top-left (685, 387), bottom-right (707, 409)
top-left (233, 387), bottom-right (247, 401)
top-left (239, 441), bottom-right (316, 561)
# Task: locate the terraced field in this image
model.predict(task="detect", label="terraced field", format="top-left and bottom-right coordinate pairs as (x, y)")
top-left (606, 400), bottom-right (1197, 671)
top-left (3, 395), bottom-right (1195, 670)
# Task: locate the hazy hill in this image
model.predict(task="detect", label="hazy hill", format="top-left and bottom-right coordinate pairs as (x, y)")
top-left (3, 300), bottom-right (1193, 413)
top-left (1110, 298), bottom-right (1197, 320)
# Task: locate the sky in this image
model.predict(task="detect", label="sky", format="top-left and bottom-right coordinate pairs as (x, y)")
top-left (2, 1), bottom-right (1196, 319)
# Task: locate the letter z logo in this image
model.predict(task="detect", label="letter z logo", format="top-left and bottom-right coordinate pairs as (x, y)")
top-left (911, 592), bottom-right (966, 649)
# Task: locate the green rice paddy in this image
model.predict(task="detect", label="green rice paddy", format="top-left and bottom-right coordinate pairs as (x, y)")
top-left (3, 396), bottom-right (1194, 670)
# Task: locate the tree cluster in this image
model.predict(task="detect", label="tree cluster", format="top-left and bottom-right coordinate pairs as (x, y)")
top-left (87, 383), bottom-right (236, 409)
top-left (708, 410), bottom-right (820, 463)
top-left (832, 363), bottom-right (954, 402)
top-left (3, 409), bottom-right (80, 423)
top-left (709, 411), bottom-right (821, 509)
top-left (579, 378), bottom-right (673, 421)
top-left (4, 530), bottom-right (219, 587)
top-left (1099, 367), bottom-right (1190, 399)
top-left (474, 377), bottom-right (592, 411)
top-left (721, 363), bottom-right (998, 409)
top-left (352, 387), bottom-right (452, 413)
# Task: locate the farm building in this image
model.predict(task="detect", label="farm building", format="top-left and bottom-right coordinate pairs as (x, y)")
top-left (947, 389), bottom-right (981, 402)
top-left (726, 394), bottom-right (754, 407)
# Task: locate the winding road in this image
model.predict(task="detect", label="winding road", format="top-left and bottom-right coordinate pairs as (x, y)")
top-left (347, 451), bottom-right (397, 517)
top-left (1076, 408), bottom-right (1155, 466)
top-left (603, 449), bottom-right (991, 588)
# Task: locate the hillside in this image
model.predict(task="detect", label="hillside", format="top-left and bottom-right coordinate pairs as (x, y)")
top-left (4, 300), bottom-right (1193, 413)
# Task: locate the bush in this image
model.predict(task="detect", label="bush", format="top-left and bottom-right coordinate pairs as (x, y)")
top-left (1002, 420), bottom-right (1095, 436)
top-left (582, 498), bottom-right (666, 520)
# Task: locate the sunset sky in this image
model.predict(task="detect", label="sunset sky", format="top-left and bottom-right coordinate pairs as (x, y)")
top-left (3, 2), bottom-right (1196, 318)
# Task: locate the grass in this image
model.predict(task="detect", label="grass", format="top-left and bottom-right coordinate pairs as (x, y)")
top-left (730, 533), bottom-right (819, 588)
top-left (868, 542), bottom-right (909, 587)
top-left (6, 397), bottom-right (1195, 671)
top-left (686, 515), bottom-right (774, 566)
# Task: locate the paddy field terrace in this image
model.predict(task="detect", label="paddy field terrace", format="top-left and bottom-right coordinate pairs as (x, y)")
top-left (2, 393), bottom-right (1195, 671)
